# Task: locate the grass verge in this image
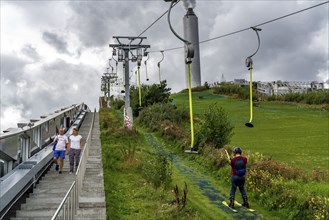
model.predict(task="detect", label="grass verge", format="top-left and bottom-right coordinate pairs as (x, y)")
top-left (100, 108), bottom-right (205, 219)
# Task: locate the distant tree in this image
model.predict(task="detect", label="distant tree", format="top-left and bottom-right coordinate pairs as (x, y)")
top-left (130, 80), bottom-right (172, 116)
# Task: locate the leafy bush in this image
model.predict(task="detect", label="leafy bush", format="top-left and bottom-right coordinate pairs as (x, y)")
top-left (198, 146), bottom-right (228, 170)
top-left (130, 80), bottom-right (172, 116)
top-left (141, 152), bottom-right (173, 189)
top-left (112, 99), bottom-right (125, 110)
top-left (212, 84), bottom-right (259, 100)
top-left (138, 103), bottom-right (188, 132)
top-left (267, 95), bottom-right (276, 101)
top-left (307, 195), bottom-right (329, 220)
top-left (179, 84), bottom-right (210, 93)
top-left (198, 104), bottom-right (234, 149)
top-left (284, 93), bottom-right (304, 103)
top-left (159, 120), bottom-right (185, 140)
top-left (250, 158), bottom-right (307, 181)
top-left (311, 167), bottom-right (329, 182)
top-left (304, 90), bottom-right (329, 105)
top-left (266, 90), bottom-right (329, 105)
top-left (247, 168), bottom-right (329, 219)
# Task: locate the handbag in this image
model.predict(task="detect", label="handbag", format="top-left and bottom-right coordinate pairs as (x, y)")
top-left (52, 137), bottom-right (58, 151)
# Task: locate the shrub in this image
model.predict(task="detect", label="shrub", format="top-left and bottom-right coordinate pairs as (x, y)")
top-left (141, 152), bottom-right (173, 189)
top-left (267, 95), bottom-right (277, 101)
top-left (138, 103), bottom-right (188, 132)
top-left (250, 157), bottom-right (307, 181)
top-left (311, 167), bottom-right (329, 182)
top-left (192, 85), bottom-right (209, 92)
top-left (247, 168), bottom-right (329, 220)
top-left (113, 99), bottom-right (125, 110)
top-left (159, 120), bottom-right (185, 140)
top-left (266, 90), bottom-right (329, 105)
top-left (130, 80), bottom-right (172, 116)
top-left (198, 104), bottom-right (234, 149)
top-left (199, 146), bottom-right (228, 170)
top-left (212, 84), bottom-right (259, 101)
top-left (307, 195), bottom-right (329, 220)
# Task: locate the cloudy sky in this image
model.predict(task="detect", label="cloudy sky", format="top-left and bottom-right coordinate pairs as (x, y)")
top-left (1, 0), bottom-right (328, 132)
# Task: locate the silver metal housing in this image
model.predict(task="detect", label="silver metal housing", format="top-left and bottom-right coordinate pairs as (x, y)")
top-left (183, 8), bottom-right (201, 88)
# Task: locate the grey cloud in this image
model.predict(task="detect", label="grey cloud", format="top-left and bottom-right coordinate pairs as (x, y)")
top-left (1, 55), bottom-right (37, 122)
top-left (37, 59), bottom-right (100, 109)
top-left (42, 31), bottom-right (70, 54)
top-left (21, 44), bottom-right (40, 61)
top-left (68, 2), bottom-right (127, 48)
top-left (67, 1), bottom-right (176, 48)
top-left (1, 54), bottom-right (28, 83)
top-left (1, 55), bottom-right (100, 129)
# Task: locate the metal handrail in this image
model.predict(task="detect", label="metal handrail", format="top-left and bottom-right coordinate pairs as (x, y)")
top-left (51, 109), bottom-right (96, 220)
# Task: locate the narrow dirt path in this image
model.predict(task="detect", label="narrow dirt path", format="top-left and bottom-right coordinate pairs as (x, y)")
top-left (146, 133), bottom-right (262, 220)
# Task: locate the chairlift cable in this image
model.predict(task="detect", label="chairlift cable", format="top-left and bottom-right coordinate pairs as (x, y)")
top-left (148, 1), bottom-right (328, 53)
top-left (136, 0), bottom-right (181, 38)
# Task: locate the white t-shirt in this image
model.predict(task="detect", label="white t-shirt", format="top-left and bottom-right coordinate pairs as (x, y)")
top-left (69, 135), bottom-right (82, 149)
top-left (55, 135), bottom-right (68, 151)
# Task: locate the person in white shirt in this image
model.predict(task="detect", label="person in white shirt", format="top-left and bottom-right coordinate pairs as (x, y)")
top-left (68, 127), bottom-right (83, 174)
top-left (53, 128), bottom-right (69, 174)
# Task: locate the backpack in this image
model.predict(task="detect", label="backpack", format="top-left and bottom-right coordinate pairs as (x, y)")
top-left (234, 157), bottom-right (246, 176)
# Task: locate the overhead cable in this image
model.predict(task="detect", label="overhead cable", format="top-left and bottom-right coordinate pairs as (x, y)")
top-left (148, 1), bottom-right (328, 53)
top-left (136, 0), bottom-right (181, 38)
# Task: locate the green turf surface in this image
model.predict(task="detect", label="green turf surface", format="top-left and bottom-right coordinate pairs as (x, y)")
top-left (172, 90), bottom-right (329, 172)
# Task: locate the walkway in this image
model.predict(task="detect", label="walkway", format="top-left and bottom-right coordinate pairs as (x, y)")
top-left (9, 112), bottom-right (106, 220)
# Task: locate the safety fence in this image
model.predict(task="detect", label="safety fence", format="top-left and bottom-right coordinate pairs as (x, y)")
top-left (51, 109), bottom-right (96, 220)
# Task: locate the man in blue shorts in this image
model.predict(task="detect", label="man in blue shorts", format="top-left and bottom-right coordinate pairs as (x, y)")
top-left (53, 128), bottom-right (69, 174)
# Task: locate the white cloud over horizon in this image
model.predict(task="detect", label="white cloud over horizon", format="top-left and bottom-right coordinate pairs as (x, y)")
top-left (1, 0), bottom-right (328, 132)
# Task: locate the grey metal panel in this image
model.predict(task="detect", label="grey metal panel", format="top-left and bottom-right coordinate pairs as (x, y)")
top-left (0, 146), bottom-right (53, 212)
top-left (0, 168), bottom-right (30, 211)
top-left (0, 135), bottom-right (19, 161)
top-left (183, 8), bottom-right (201, 88)
top-left (0, 151), bottom-right (13, 161)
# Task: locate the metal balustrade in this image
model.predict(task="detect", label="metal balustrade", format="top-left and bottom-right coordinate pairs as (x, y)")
top-left (51, 109), bottom-right (96, 220)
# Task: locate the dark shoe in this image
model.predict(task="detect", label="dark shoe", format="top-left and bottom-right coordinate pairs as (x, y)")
top-left (59, 171), bottom-right (62, 174)
top-left (55, 164), bottom-right (59, 171)
top-left (242, 196), bottom-right (249, 208)
top-left (229, 197), bottom-right (235, 208)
